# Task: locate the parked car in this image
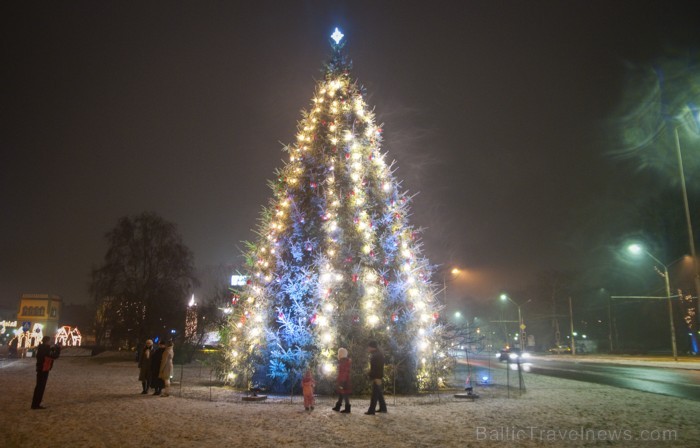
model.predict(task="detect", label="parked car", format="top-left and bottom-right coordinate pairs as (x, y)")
top-left (548, 345), bottom-right (572, 354)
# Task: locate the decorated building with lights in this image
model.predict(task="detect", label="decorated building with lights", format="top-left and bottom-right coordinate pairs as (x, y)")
top-left (17, 294), bottom-right (62, 339)
top-left (222, 29), bottom-right (445, 393)
top-left (55, 325), bottom-right (82, 346)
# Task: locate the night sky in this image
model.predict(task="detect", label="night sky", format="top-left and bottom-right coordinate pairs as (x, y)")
top-left (3, 1), bottom-right (700, 312)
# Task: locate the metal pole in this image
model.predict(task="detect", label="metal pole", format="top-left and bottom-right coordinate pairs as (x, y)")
top-left (607, 296), bottom-right (614, 353)
top-left (179, 363), bottom-right (184, 397)
top-left (517, 306), bottom-right (524, 351)
top-left (569, 297), bottom-right (576, 356)
top-left (663, 266), bottom-right (678, 361)
top-left (674, 127), bottom-right (700, 312)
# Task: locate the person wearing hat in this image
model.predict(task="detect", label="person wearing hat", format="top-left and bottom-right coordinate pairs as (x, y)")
top-left (365, 341), bottom-right (387, 415)
top-left (332, 347), bottom-right (352, 413)
top-left (31, 335), bottom-right (60, 409)
top-left (138, 339), bottom-right (154, 394)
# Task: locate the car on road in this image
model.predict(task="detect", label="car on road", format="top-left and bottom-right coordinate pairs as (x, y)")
top-left (497, 348), bottom-right (531, 362)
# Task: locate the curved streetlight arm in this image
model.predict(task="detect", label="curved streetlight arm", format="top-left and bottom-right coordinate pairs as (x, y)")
top-left (641, 249), bottom-right (666, 270)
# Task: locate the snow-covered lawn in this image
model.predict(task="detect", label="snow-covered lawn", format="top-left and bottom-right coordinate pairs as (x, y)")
top-left (1, 352), bottom-right (698, 447)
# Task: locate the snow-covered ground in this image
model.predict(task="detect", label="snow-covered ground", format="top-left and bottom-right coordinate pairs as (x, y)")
top-left (1, 352), bottom-right (698, 447)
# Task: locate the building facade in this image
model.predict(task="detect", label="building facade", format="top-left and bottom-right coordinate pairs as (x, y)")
top-left (17, 294), bottom-right (62, 338)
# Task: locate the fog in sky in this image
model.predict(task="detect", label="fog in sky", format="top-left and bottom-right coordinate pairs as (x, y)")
top-left (2, 1), bottom-right (700, 313)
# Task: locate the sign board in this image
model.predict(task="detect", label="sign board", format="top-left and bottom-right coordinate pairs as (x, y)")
top-left (231, 275), bottom-right (248, 286)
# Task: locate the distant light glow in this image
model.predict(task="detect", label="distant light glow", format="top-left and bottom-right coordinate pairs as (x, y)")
top-left (628, 244), bottom-right (643, 255)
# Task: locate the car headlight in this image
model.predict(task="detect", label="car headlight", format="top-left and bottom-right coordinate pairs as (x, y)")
top-left (509, 353), bottom-right (518, 360)
top-left (521, 352), bottom-right (530, 359)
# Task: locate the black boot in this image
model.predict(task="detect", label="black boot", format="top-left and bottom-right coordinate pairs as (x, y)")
top-left (340, 404), bottom-right (351, 414)
top-left (332, 401), bottom-right (342, 412)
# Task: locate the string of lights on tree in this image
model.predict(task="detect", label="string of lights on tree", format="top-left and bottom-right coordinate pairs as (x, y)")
top-left (221, 28), bottom-right (447, 392)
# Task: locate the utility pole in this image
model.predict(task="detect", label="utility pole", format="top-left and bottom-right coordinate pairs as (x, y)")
top-left (568, 297), bottom-right (576, 356)
top-left (607, 296), bottom-right (614, 353)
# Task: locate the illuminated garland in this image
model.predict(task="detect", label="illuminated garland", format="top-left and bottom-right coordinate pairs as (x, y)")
top-left (223, 29), bottom-right (442, 391)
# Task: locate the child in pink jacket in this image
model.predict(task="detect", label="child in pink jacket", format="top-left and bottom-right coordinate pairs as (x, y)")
top-left (302, 368), bottom-right (315, 411)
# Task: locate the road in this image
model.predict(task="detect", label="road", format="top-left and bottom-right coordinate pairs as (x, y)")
top-left (458, 355), bottom-right (700, 401)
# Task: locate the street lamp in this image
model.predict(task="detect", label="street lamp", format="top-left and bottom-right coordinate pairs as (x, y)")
top-left (628, 244), bottom-right (678, 360)
top-left (673, 123), bottom-right (700, 306)
top-left (500, 294), bottom-right (528, 351)
top-left (443, 267), bottom-right (462, 311)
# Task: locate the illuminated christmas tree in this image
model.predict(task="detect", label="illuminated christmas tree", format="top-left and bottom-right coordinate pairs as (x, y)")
top-left (222, 29), bottom-right (443, 393)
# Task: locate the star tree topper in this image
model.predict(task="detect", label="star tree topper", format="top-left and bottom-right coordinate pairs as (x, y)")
top-left (331, 27), bottom-right (344, 45)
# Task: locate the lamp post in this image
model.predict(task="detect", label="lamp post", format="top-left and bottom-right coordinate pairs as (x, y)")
top-left (500, 294), bottom-right (528, 351)
top-left (628, 244), bottom-right (678, 360)
top-left (673, 125), bottom-right (700, 306)
top-left (443, 267), bottom-right (462, 312)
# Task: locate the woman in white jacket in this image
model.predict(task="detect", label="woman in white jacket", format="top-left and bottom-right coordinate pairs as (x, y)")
top-left (159, 340), bottom-right (174, 397)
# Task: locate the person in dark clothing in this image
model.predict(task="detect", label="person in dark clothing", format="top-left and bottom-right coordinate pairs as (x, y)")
top-left (138, 339), bottom-right (154, 394)
top-left (9, 336), bottom-right (18, 357)
top-left (365, 340), bottom-right (387, 415)
top-left (150, 340), bottom-right (165, 395)
top-left (31, 336), bottom-right (60, 409)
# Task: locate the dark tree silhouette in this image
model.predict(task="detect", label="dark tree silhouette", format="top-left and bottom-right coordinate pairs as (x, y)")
top-left (90, 212), bottom-right (198, 347)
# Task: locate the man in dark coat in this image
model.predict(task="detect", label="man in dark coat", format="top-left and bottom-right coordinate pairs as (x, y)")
top-left (365, 340), bottom-right (387, 415)
top-left (31, 336), bottom-right (60, 409)
top-left (150, 340), bottom-right (166, 395)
